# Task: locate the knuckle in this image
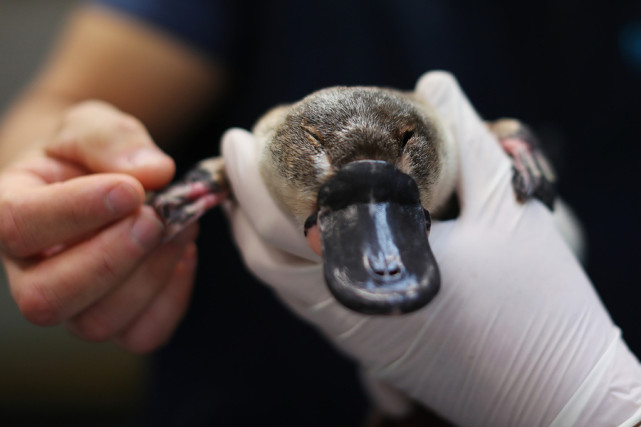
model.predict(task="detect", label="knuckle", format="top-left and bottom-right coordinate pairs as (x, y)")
top-left (15, 283), bottom-right (62, 326)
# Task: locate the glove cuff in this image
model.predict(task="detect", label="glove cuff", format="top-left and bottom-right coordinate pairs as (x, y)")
top-left (553, 328), bottom-right (641, 426)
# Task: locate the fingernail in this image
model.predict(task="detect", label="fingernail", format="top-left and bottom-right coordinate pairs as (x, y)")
top-left (131, 208), bottom-right (164, 250)
top-left (124, 148), bottom-right (171, 168)
top-left (105, 183), bottom-right (141, 215)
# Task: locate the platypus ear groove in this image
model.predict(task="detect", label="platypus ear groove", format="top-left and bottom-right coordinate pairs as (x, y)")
top-left (400, 129), bottom-right (415, 149)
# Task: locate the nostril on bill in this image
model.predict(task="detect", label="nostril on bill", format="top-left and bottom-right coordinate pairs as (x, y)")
top-left (373, 265), bottom-right (402, 277)
top-left (366, 254), bottom-right (403, 279)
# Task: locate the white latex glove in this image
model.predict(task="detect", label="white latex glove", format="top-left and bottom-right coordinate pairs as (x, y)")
top-left (222, 71), bottom-right (641, 426)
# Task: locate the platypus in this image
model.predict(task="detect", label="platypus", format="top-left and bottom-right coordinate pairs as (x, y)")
top-left (150, 86), bottom-right (558, 315)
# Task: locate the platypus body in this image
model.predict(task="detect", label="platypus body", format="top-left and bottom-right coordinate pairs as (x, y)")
top-left (152, 85), bottom-right (559, 316)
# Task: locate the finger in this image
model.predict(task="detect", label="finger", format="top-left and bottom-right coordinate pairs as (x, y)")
top-left (46, 101), bottom-right (175, 189)
top-left (221, 127), bottom-right (319, 262)
top-left (9, 206), bottom-right (165, 326)
top-left (414, 72), bottom-right (513, 209)
top-left (66, 223), bottom-right (198, 343)
top-left (0, 173), bottom-right (145, 257)
top-left (114, 244), bottom-right (197, 354)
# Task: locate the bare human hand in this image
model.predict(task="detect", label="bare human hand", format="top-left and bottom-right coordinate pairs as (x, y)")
top-left (0, 101), bottom-right (198, 354)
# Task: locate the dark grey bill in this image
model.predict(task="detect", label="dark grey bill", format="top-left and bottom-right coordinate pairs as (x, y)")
top-left (313, 160), bottom-right (440, 315)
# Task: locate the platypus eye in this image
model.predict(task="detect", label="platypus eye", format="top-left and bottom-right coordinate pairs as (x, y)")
top-left (302, 124), bottom-right (324, 145)
top-left (400, 129), bottom-right (414, 151)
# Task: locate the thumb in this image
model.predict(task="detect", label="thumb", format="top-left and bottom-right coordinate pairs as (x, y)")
top-left (222, 127), bottom-right (318, 261)
top-left (46, 101), bottom-right (175, 189)
top-left (414, 71), bottom-right (513, 213)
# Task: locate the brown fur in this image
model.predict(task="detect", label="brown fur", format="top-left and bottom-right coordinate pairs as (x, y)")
top-left (254, 87), bottom-right (458, 225)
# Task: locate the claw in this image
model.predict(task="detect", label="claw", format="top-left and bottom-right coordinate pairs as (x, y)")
top-left (489, 119), bottom-right (557, 210)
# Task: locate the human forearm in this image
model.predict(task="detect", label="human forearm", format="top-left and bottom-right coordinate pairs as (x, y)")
top-left (0, 3), bottom-right (224, 169)
top-left (46, 4), bottom-right (224, 140)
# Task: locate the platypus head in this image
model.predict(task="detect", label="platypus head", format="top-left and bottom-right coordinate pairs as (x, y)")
top-left (255, 87), bottom-right (457, 315)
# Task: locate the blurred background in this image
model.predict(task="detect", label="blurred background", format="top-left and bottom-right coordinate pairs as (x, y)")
top-left (0, 0), bottom-right (640, 426)
top-left (0, 1), bottom-right (147, 426)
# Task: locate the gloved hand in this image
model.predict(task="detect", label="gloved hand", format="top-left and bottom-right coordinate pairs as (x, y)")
top-left (222, 71), bottom-right (641, 426)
